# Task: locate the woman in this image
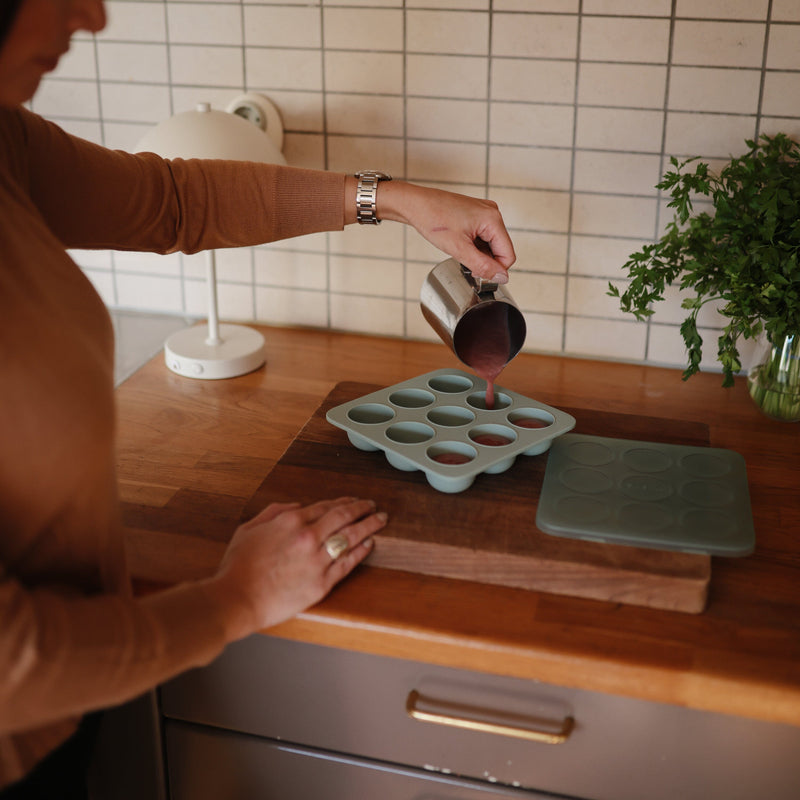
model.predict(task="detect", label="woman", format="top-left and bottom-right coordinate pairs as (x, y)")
top-left (0, 0), bottom-right (516, 795)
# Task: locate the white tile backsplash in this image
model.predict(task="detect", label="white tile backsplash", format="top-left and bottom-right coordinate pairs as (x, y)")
top-left (408, 55), bottom-right (488, 99)
top-left (166, 3), bottom-right (242, 46)
top-left (492, 13), bottom-right (578, 59)
top-left (115, 272), bottom-right (184, 312)
top-left (185, 279), bottom-right (255, 321)
top-left (254, 249), bottom-right (328, 291)
top-left (569, 236), bottom-right (642, 279)
top-left (489, 145), bottom-right (572, 191)
top-left (492, 187), bottom-right (571, 233)
top-left (490, 58), bottom-right (575, 104)
top-left (326, 134), bottom-right (405, 176)
top-left (668, 67), bottom-right (762, 114)
top-left (573, 151), bottom-right (663, 196)
top-left (580, 17), bottom-right (671, 64)
top-left (169, 45), bottom-right (243, 88)
top-left (511, 272), bottom-right (567, 315)
top-left (578, 63), bottom-right (667, 109)
top-left (767, 24), bottom-right (800, 71)
top-left (406, 140), bottom-right (487, 183)
top-left (489, 102), bottom-right (575, 147)
top-left (329, 294), bottom-right (405, 337)
top-left (571, 194), bottom-right (658, 239)
top-left (323, 9), bottom-right (404, 51)
top-left (44, 0), bottom-right (800, 377)
top-left (408, 97), bottom-right (487, 142)
top-left (243, 6), bottom-right (321, 49)
top-left (33, 78), bottom-right (100, 118)
top-left (574, 107), bottom-right (665, 152)
top-left (326, 93), bottom-right (404, 137)
top-left (522, 311), bottom-right (565, 353)
top-left (583, 0), bottom-right (670, 13)
top-left (97, 42), bottom-right (168, 83)
top-left (325, 52), bottom-right (404, 96)
top-left (762, 73), bottom-right (800, 119)
top-left (245, 48), bottom-right (323, 92)
top-left (671, 21), bottom-right (765, 68)
top-left (511, 231), bottom-right (568, 274)
top-left (664, 111), bottom-right (757, 158)
top-left (497, 0), bottom-right (577, 11)
top-left (674, 0), bottom-right (768, 21)
top-left (565, 317), bottom-right (647, 361)
top-left (773, 0), bottom-right (800, 22)
top-left (103, 2), bottom-right (166, 42)
top-left (407, 10), bottom-right (489, 56)
top-left (255, 287), bottom-right (328, 328)
top-left (100, 81), bottom-right (171, 123)
top-left (329, 256), bottom-right (404, 297)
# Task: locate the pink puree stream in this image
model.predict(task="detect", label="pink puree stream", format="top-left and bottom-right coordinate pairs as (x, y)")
top-left (431, 303), bottom-right (527, 463)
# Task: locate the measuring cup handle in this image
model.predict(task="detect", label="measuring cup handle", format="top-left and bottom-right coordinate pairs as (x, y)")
top-left (460, 264), bottom-right (498, 296)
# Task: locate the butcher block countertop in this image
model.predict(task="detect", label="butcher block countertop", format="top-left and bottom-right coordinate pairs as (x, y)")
top-left (116, 325), bottom-right (800, 728)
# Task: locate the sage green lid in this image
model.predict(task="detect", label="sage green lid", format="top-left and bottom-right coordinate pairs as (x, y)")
top-left (536, 433), bottom-right (755, 557)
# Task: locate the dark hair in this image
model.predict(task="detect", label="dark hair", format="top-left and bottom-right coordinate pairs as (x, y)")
top-left (0, 0), bottom-right (25, 48)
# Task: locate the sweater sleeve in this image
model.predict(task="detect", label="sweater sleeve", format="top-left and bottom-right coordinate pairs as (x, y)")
top-left (17, 108), bottom-right (346, 253)
top-left (0, 571), bottom-right (231, 734)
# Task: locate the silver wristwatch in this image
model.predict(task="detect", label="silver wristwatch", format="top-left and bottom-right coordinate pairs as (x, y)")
top-left (354, 170), bottom-right (392, 224)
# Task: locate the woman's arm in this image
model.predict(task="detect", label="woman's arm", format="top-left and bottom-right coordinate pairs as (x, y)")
top-left (0, 498), bottom-right (384, 734)
top-left (18, 109), bottom-right (515, 281)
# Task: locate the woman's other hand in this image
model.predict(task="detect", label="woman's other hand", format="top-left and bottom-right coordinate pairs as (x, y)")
top-left (207, 497), bottom-right (387, 641)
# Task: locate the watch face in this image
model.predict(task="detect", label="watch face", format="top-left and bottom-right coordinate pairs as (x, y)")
top-left (356, 171), bottom-right (392, 181)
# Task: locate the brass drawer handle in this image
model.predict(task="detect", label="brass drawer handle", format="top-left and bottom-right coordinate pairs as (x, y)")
top-left (406, 690), bottom-right (574, 745)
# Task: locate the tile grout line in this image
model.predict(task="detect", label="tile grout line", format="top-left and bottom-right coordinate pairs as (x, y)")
top-left (561, 0), bottom-right (583, 354)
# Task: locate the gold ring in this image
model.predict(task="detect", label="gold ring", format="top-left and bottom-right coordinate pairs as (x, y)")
top-left (324, 533), bottom-right (349, 561)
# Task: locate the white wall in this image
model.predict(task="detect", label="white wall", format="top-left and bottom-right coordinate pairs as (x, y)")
top-left (33, 0), bottom-right (800, 372)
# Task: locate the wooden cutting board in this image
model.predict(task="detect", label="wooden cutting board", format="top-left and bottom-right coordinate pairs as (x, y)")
top-left (245, 382), bottom-right (712, 613)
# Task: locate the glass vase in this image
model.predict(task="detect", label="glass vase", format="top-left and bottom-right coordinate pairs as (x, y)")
top-left (746, 332), bottom-right (800, 422)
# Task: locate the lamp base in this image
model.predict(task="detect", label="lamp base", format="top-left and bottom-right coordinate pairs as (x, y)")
top-left (164, 323), bottom-right (265, 379)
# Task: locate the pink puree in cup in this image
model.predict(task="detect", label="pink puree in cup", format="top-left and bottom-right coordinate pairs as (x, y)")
top-left (455, 303), bottom-right (513, 409)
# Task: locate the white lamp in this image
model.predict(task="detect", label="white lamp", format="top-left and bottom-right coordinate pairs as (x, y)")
top-left (136, 93), bottom-right (286, 379)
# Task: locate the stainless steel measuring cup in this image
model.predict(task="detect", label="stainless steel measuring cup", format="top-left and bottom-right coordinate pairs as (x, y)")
top-left (420, 257), bottom-right (527, 371)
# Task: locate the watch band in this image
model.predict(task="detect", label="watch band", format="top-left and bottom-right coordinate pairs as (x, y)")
top-left (355, 170), bottom-right (392, 224)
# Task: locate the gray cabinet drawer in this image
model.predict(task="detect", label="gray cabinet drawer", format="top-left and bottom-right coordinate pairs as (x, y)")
top-left (165, 720), bottom-right (556, 800)
top-left (160, 636), bottom-right (800, 800)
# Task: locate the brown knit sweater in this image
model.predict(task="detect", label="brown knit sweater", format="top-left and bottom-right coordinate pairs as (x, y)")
top-left (0, 107), bottom-right (345, 787)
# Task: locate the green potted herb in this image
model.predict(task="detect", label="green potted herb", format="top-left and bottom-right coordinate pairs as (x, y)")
top-left (608, 133), bottom-right (800, 422)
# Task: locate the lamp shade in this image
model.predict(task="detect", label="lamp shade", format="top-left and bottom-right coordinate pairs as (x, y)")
top-left (136, 101), bottom-right (286, 165)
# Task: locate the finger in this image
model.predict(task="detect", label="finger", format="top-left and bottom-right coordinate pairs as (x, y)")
top-left (311, 498), bottom-right (379, 541)
top-left (462, 250), bottom-right (509, 284)
top-left (289, 496), bottom-right (361, 526)
top-left (321, 509), bottom-right (387, 563)
top-left (324, 536), bottom-right (376, 585)
top-left (479, 231), bottom-right (515, 268)
top-left (461, 233), bottom-right (516, 282)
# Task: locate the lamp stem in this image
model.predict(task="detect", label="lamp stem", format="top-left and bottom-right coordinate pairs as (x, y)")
top-left (205, 249), bottom-right (222, 346)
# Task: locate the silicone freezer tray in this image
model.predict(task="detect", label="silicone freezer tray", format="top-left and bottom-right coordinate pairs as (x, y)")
top-left (326, 368), bottom-right (576, 493)
top-left (536, 433), bottom-right (755, 556)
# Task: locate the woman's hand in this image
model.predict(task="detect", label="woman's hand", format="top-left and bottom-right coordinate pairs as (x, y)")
top-left (207, 497), bottom-right (387, 641)
top-left (373, 180), bottom-right (516, 283)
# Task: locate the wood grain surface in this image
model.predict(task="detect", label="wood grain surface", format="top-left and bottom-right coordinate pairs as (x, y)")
top-left (245, 382), bottom-right (711, 613)
top-left (116, 325), bottom-right (800, 727)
